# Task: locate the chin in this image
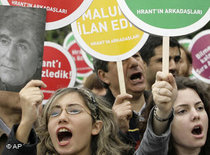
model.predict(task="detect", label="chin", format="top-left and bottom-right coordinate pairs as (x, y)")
top-left (132, 86), bottom-right (145, 93)
top-left (56, 148), bottom-right (72, 155)
top-left (129, 89), bottom-right (144, 97)
top-left (189, 140), bottom-right (206, 149)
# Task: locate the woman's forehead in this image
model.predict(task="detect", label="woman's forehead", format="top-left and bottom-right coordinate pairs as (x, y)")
top-left (52, 92), bottom-right (86, 106)
top-left (174, 88), bottom-right (201, 107)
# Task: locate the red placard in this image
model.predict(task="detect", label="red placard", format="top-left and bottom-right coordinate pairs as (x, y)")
top-left (1, 0), bottom-right (93, 30)
top-left (67, 41), bottom-right (92, 75)
top-left (42, 42), bottom-right (76, 102)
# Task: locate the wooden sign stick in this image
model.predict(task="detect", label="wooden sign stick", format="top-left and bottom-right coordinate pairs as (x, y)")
top-left (162, 36), bottom-right (170, 74)
top-left (117, 61), bottom-right (126, 94)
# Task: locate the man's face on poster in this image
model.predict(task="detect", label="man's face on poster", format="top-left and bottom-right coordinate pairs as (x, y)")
top-left (0, 27), bottom-right (40, 86)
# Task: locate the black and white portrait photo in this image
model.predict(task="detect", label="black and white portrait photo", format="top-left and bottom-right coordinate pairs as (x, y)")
top-left (0, 5), bottom-right (46, 92)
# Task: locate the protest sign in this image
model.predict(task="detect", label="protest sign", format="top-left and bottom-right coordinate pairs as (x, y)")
top-left (117, 0), bottom-right (210, 74)
top-left (63, 32), bottom-right (94, 70)
top-left (117, 0), bottom-right (210, 36)
top-left (63, 32), bottom-right (75, 49)
top-left (66, 40), bottom-right (93, 83)
top-left (0, 5), bottom-right (46, 92)
top-left (72, 0), bottom-right (148, 93)
top-left (189, 30), bottom-right (210, 83)
top-left (42, 42), bottom-right (76, 102)
top-left (71, 0), bottom-right (149, 62)
top-left (1, 0), bottom-right (93, 30)
top-left (81, 50), bottom-right (94, 69)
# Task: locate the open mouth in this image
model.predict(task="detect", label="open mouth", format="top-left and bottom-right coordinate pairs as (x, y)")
top-left (130, 72), bottom-right (142, 81)
top-left (57, 128), bottom-right (72, 143)
top-left (191, 125), bottom-right (202, 135)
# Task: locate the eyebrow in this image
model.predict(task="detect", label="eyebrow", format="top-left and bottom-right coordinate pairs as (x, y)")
top-left (51, 105), bottom-right (61, 109)
top-left (0, 34), bottom-right (32, 49)
top-left (175, 101), bottom-right (203, 108)
top-left (17, 39), bottom-right (31, 47)
top-left (52, 103), bottom-right (81, 108)
top-left (0, 34), bottom-right (10, 40)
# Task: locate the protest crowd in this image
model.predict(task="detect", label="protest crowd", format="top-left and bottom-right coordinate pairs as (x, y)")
top-left (0, 2), bottom-right (210, 155)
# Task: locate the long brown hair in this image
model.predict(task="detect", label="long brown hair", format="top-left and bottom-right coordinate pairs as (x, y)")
top-left (168, 77), bottom-right (210, 155)
top-left (37, 87), bottom-right (133, 155)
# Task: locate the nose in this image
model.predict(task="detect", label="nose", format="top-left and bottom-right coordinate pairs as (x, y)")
top-left (191, 108), bottom-right (200, 121)
top-left (127, 57), bottom-right (139, 68)
top-left (58, 110), bottom-right (69, 124)
top-left (5, 43), bottom-right (17, 61)
top-left (169, 59), bottom-right (177, 75)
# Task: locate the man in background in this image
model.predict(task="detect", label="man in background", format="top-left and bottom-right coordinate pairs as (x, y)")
top-left (140, 35), bottom-right (181, 90)
top-left (93, 52), bottom-right (152, 150)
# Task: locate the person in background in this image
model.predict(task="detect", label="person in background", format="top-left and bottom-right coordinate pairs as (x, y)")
top-left (178, 45), bottom-right (192, 77)
top-left (0, 6), bottom-right (46, 92)
top-left (3, 80), bottom-right (134, 155)
top-left (83, 72), bottom-right (107, 96)
top-left (0, 91), bottom-right (20, 154)
top-left (140, 35), bottom-right (181, 90)
top-left (93, 52), bottom-right (154, 149)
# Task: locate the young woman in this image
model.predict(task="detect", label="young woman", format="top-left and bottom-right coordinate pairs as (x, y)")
top-left (3, 80), bottom-right (133, 155)
top-left (168, 76), bottom-right (210, 155)
top-left (151, 73), bottom-right (210, 155)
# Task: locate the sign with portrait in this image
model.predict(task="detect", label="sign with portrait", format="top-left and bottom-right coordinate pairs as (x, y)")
top-left (71, 0), bottom-right (149, 61)
top-left (0, 5), bottom-right (46, 92)
top-left (0, 0), bottom-right (93, 30)
top-left (117, 0), bottom-right (210, 36)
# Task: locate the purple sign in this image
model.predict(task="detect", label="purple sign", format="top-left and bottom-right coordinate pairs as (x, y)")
top-left (189, 30), bottom-right (210, 83)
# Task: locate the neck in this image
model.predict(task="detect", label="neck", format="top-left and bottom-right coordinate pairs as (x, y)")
top-left (0, 108), bottom-right (21, 129)
top-left (145, 81), bottom-right (152, 91)
top-left (79, 140), bottom-right (92, 155)
top-left (131, 94), bottom-right (145, 112)
top-left (174, 144), bottom-right (201, 155)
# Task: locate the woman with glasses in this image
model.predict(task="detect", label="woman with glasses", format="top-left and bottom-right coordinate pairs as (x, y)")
top-left (3, 80), bottom-right (133, 155)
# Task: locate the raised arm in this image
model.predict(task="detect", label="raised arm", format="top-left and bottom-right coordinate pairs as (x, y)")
top-left (16, 80), bottom-right (46, 144)
top-left (152, 71), bottom-right (177, 135)
top-left (135, 72), bottom-right (177, 155)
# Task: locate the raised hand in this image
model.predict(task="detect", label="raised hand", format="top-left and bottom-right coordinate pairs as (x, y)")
top-left (17, 80), bottom-right (46, 143)
top-left (152, 71), bottom-right (177, 118)
top-left (112, 93), bottom-right (133, 133)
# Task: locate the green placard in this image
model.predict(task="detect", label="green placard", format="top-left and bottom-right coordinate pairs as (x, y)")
top-left (117, 0), bottom-right (210, 36)
top-left (63, 32), bottom-right (75, 49)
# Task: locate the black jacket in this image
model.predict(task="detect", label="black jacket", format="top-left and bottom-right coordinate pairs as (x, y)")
top-left (2, 124), bottom-right (38, 155)
top-left (103, 88), bottom-right (154, 150)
